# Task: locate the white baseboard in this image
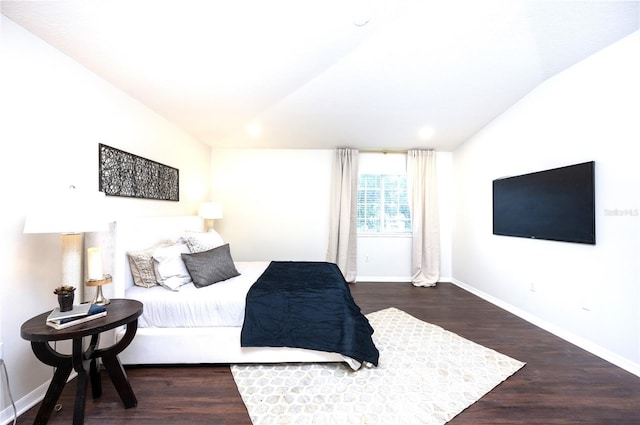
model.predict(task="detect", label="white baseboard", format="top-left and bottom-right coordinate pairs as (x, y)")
top-left (356, 276), bottom-right (411, 283)
top-left (1, 372), bottom-right (77, 425)
top-left (451, 278), bottom-right (640, 377)
top-left (1, 380), bottom-right (47, 425)
top-left (355, 276), bottom-right (453, 283)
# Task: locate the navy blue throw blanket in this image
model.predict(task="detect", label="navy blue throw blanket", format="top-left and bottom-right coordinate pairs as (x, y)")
top-left (240, 261), bottom-right (379, 367)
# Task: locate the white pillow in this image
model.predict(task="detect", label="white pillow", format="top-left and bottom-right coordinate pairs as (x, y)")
top-left (152, 242), bottom-right (192, 291)
top-left (183, 230), bottom-right (224, 253)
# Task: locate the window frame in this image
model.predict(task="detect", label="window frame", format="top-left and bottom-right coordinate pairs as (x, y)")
top-left (356, 153), bottom-right (412, 236)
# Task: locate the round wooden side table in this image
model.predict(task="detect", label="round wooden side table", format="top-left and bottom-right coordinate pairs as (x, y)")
top-left (21, 299), bottom-right (143, 425)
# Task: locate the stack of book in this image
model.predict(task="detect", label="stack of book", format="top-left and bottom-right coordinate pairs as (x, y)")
top-left (46, 303), bottom-right (107, 329)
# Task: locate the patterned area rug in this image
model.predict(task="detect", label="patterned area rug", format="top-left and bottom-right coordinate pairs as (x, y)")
top-left (231, 307), bottom-right (525, 424)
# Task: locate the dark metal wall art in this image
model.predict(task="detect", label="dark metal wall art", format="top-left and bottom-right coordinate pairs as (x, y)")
top-left (99, 143), bottom-right (179, 201)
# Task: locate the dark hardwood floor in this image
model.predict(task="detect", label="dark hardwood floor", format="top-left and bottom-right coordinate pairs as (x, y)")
top-left (17, 282), bottom-right (640, 424)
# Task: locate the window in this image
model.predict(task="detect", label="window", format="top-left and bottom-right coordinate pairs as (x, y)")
top-left (357, 153), bottom-right (411, 234)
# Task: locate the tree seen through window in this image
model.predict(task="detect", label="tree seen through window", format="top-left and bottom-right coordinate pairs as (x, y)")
top-left (357, 174), bottom-right (411, 233)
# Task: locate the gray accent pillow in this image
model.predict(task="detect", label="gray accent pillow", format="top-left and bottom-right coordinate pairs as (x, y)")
top-left (181, 243), bottom-right (240, 288)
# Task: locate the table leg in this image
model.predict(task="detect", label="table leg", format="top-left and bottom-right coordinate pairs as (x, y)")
top-left (30, 342), bottom-right (73, 425)
top-left (72, 364), bottom-right (89, 425)
top-left (71, 338), bottom-right (93, 425)
top-left (86, 334), bottom-right (102, 399)
top-left (93, 321), bottom-right (139, 409)
top-left (101, 355), bottom-right (137, 408)
top-left (90, 358), bottom-right (102, 399)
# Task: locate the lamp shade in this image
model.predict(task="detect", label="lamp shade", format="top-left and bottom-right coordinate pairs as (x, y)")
top-left (24, 186), bottom-right (109, 302)
top-left (24, 186), bottom-right (108, 234)
top-left (198, 202), bottom-right (223, 219)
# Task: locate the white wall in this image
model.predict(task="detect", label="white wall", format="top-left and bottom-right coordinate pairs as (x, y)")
top-left (210, 149), bottom-right (452, 280)
top-left (210, 148), bottom-right (334, 262)
top-left (0, 16), bottom-right (211, 421)
top-left (452, 31), bottom-right (640, 374)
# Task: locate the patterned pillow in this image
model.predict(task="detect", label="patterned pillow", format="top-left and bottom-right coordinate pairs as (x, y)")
top-left (183, 230), bottom-right (224, 253)
top-left (181, 243), bottom-right (240, 288)
top-left (127, 241), bottom-right (172, 288)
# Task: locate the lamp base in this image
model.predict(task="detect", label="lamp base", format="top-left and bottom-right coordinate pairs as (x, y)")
top-left (86, 274), bottom-right (112, 306)
top-left (91, 285), bottom-right (110, 306)
top-left (204, 218), bottom-right (215, 232)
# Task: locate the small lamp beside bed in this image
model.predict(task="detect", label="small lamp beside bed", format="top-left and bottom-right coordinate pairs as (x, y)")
top-left (86, 248), bottom-right (112, 305)
top-left (198, 201), bottom-right (223, 232)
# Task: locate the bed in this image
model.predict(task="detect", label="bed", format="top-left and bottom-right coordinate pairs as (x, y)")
top-left (104, 216), bottom-right (378, 368)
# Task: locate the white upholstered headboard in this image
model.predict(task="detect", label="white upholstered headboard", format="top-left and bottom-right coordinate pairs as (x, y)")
top-left (110, 215), bottom-right (204, 298)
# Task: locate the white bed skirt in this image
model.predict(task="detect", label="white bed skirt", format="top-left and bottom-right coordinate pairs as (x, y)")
top-left (116, 326), bottom-right (345, 365)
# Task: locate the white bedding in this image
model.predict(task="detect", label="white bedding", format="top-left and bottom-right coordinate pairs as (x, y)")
top-left (125, 261), bottom-right (269, 328)
top-left (107, 216), bottom-right (346, 366)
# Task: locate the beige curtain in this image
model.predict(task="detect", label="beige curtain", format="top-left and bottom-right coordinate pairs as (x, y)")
top-left (326, 148), bottom-right (359, 282)
top-left (407, 149), bottom-right (440, 286)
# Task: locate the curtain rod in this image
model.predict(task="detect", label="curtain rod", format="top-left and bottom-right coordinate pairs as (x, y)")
top-left (358, 149), bottom-right (436, 154)
top-left (359, 149), bottom-right (408, 154)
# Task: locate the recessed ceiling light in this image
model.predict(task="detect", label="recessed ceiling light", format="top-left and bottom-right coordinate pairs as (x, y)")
top-left (353, 15), bottom-right (370, 27)
top-left (352, 0), bottom-right (371, 27)
top-left (246, 123), bottom-right (262, 137)
top-left (418, 126), bottom-right (435, 140)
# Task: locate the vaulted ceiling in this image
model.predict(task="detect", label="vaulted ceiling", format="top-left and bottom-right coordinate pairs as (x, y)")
top-left (2, 0), bottom-right (639, 151)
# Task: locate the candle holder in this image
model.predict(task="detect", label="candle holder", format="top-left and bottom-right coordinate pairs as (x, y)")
top-left (86, 274), bottom-right (112, 305)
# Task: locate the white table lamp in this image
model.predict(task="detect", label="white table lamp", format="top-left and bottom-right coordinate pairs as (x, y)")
top-left (24, 186), bottom-right (108, 304)
top-left (198, 202), bottom-right (223, 232)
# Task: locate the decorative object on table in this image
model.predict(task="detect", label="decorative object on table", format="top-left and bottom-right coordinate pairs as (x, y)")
top-left (99, 143), bottom-right (179, 201)
top-left (86, 275), bottom-right (112, 306)
top-left (46, 303), bottom-right (107, 330)
top-left (198, 201), bottom-right (223, 232)
top-left (53, 285), bottom-right (76, 312)
top-left (24, 185), bottom-right (108, 304)
top-left (86, 246), bottom-right (111, 304)
top-left (47, 302), bottom-right (92, 322)
top-left (87, 247), bottom-right (103, 279)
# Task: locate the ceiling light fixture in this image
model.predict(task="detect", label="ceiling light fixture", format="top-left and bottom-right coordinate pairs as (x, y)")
top-left (353, 15), bottom-right (370, 27)
top-left (352, 0), bottom-right (371, 27)
top-left (246, 123), bottom-right (262, 137)
top-left (418, 126), bottom-right (435, 141)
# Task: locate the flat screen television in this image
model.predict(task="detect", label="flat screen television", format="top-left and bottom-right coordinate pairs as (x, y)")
top-left (492, 161), bottom-right (595, 244)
